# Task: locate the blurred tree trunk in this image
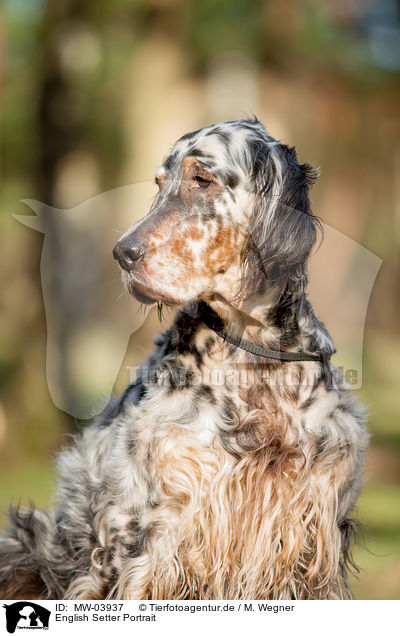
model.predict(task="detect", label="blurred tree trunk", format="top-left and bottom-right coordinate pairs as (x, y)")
top-left (36, 0), bottom-right (97, 430)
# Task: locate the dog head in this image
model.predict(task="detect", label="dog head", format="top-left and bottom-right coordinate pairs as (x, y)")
top-left (113, 118), bottom-right (319, 315)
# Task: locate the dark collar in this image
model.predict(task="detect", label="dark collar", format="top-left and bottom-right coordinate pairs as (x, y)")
top-left (202, 315), bottom-right (335, 389)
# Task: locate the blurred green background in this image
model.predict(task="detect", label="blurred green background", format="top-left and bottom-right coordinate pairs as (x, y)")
top-left (0, 0), bottom-right (399, 599)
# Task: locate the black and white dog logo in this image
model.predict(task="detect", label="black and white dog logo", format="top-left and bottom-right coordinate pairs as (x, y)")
top-left (2, 603), bottom-right (50, 634)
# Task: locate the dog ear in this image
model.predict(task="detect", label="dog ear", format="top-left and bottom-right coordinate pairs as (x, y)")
top-left (242, 141), bottom-right (320, 306)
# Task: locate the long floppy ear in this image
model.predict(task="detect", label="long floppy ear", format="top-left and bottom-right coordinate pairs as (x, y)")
top-left (241, 141), bottom-right (320, 306)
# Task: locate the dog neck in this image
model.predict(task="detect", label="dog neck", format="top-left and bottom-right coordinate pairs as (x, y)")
top-left (206, 290), bottom-right (305, 353)
top-left (175, 285), bottom-right (335, 361)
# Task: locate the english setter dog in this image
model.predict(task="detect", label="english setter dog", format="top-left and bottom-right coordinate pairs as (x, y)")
top-left (0, 118), bottom-right (368, 600)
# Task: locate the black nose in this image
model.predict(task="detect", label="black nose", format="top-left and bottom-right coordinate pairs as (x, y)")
top-left (113, 238), bottom-right (145, 271)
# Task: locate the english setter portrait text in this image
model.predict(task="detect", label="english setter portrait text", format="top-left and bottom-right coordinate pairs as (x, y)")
top-left (0, 118), bottom-right (368, 600)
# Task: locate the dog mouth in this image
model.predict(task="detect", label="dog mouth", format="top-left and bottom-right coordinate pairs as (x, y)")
top-left (124, 273), bottom-right (183, 306)
top-left (130, 286), bottom-right (157, 305)
top-left (124, 275), bottom-right (158, 305)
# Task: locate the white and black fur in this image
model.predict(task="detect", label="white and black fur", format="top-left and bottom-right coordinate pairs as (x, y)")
top-left (0, 118), bottom-right (368, 599)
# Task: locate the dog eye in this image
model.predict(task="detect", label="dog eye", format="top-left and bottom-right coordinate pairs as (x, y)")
top-left (155, 177), bottom-right (161, 188)
top-left (192, 175), bottom-right (211, 188)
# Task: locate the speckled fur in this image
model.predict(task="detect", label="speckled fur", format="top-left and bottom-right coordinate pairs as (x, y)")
top-left (0, 118), bottom-right (368, 600)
